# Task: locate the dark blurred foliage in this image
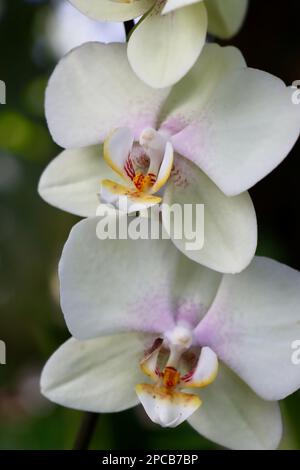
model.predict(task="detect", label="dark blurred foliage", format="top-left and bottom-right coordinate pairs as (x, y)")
top-left (0, 0), bottom-right (299, 450)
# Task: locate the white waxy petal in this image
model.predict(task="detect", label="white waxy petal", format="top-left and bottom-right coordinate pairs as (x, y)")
top-left (46, 42), bottom-right (170, 148)
top-left (136, 383), bottom-right (201, 427)
top-left (182, 347), bottom-right (218, 388)
top-left (41, 332), bottom-right (147, 412)
top-left (59, 217), bottom-right (221, 339)
top-left (162, 156), bottom-right (257, 273)
top-left (150, 142), bottom-right (174, 194)
top-left (38, 146), bottom-right (116, 217)
top-left (68, 0), bottom-right (155, 22)
top-left (139, 128), bottom-right (167, 163)
top-left (196, 256), bottom-right (300, 401)
top-left (162, 0), bottom-right (203, 15)
top-left (140, 338), bottom-right (163, 380)
top-left (159, 43), bottom-right (246, 131)
top-left (206, 0), bottom-right (248, 39)
top-left (127, 2), bottom-right (207, 88)
top-left (188, 364), bottom-right (282, 450)
top-left (103, 127), bottom-right (135, 181)
top-left (160, 43), bottom-right (300, 196)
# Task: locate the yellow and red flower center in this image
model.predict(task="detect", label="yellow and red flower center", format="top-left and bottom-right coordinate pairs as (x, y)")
top-left (101, 127), bottom-right (174, 211)
top-left (132, 172), bottom-right (156, 192)
top-left (162, 366), bottom-right (181, 389)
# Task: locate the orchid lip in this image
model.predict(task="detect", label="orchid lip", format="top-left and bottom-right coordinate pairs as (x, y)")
top-left (101, 126), bottom-right (174, 209)
top-left (136, 324), bottom-right (219, 428)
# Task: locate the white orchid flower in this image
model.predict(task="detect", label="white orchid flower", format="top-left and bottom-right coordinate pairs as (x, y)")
top-left (41, 217), bottom-right (300, 450)
top-left (39, 42), bottom-right (299, 273)
top-left (67, 0), bottom-right (248, 87)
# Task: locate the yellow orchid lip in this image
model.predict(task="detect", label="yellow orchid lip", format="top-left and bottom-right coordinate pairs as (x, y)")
top-left (101, 127), bottom-right (174, 210)
top-left (135, 383), bottom-right (202, 407)
top-left (133, 172), bottom-right (156, 192)
top-left (103, 127), bottom-right (134, 182)
top-left (136, 329), bottom-right (219, 428)
top-left (101, 179), bottom-right (162, 210)
top-left (135, 383), bottom-right (202, 428)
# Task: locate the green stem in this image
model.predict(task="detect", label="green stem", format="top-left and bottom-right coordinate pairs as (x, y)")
top-left (73, 412), bottom-right (98, 450)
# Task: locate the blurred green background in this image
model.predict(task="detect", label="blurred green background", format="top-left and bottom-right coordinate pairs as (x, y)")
top-left (0, 0), bottom-right (299, 450)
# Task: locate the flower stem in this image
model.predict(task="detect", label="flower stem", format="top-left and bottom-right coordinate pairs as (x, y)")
top-left (124, 20), bottom-right (135, 40)
top-left (73, 412), bottom-right (98, 450)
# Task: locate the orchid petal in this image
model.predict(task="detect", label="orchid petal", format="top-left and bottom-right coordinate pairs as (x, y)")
top-left (136, 383), bottom-right (201, 427)
top-left (68, 0), bottom-right (155, 21)
top-left (140, 338), bottom-right (163, 380)
top-left (139, 127), bottom-right (167, 163)
top-left (46, 42), bottom-right (170, 148)
top-left (159, 43), bottom-right (245, 134)
top-left (162, 0), bottom-right (203, 15)
top-left (188, 364), bottom-right (282, 450)
top-left (160, 44), bottom-right (300, 195)
top-left (38, 146), bottom-right (116, 217)
top-left (41, 332), bottom-right (147, 412)
top-left (182, 347), bottom-right (218, 388)
top-left (206, 0), bottom-right (248, 39)
top-left (59, 217), bottom-right (221, 339)
top-left (150, 142), bottom-right (174, 194)
top-left (196, 257), bottom-right (300, 401)
top-left (127, 2), bottom-right (207, 88)
top-left (162, 156), bottom-right (257, 273)
top-left (103, 127), bottom-right (135, 181)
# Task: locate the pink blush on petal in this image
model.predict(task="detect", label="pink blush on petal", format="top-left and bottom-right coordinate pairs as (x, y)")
top-left (175, 299), bottom-right (207, 329)
top-left (125, 288), bottom-right (176, 335)
top-left (124, 290), bottom-right (207, 336)
top-left (171, 120), bottom-right (210, 168)
top-left (159, 117), bottom-right (186, 137)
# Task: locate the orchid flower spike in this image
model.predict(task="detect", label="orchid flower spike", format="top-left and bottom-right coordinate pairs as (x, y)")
top-left (67, 0), bottom-right (249, 87)
top-left (39, 43), bottom-right (300, 273)
top-left (41, 217), bottom-right (300, 450)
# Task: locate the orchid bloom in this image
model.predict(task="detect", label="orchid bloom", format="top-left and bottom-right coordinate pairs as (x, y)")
top-left (41, 217), bottom-right (300, 450)
top-left (39, 42), bottom-right (299, 273)
top-left (67, 0), bottom-right (249, 87)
